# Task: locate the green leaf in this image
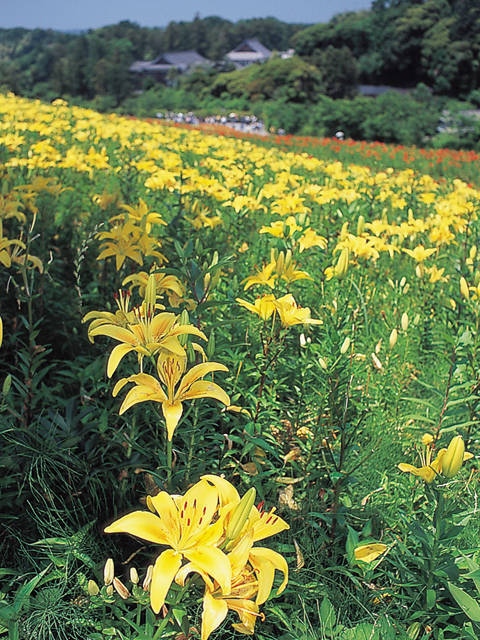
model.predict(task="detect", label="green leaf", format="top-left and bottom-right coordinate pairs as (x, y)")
top-left (426, 588), bottom-right (436, 610)
top-left (319, 596), bottom-right (336, 635)
top-left (448, 582), bottom-right (480, 622)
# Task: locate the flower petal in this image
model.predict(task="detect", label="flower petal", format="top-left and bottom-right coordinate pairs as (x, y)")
top-left (201, 474), bottom-right (240, 505)
top-left (181, 380), bottom-right (230, 407)
top-left (107, 343), bottom-right (135, 378)
top-left (162, 400), bottom-right (183, 441)
top-left (184, 545), bottom-right (232, 595)
top-left (146, 491), bottom-right (181, 544)
top-left (178, 362), bottom-right (228, 392)
top-left (118, 383), bottom-right (167, 414)
top-left (150, 549), bottom-right (183, 613)
top-left (250, 507), bottom-right (290, 542)
top-left (104, 510), bottom-right (170, 545)
top-left (249, 547), bottom-right (289, 604)
top-left (201, 589), bottom-right (228, 640)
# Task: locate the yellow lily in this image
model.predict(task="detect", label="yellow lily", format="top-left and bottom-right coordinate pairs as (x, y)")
top-left (201, 568), bottom-right (261, 639)
top-left (96, 221), bottom-right (144, 270)
top-left (104, 479), bottom-right (232, 614)
top-left (324, 247), bottom-right (349, 281)
top-left (242, 261), bottom-right (277, 291)
top-left (236, 294), bottom-right (277, 321)
top-left (275, 250), bottom-right (312, 285)
top-left (0, 231), bottom-right (26, 268)
top-left (110, 198), bottom-right (166, 232)
top-left (83, 289), bottom-right (138, 340)
top-left (177, 509), bottom-right (288, 639)
top-left (113, 353), bottom-right (230, 440)
top-left (399, 434), bottom-right (473, 483)
top-left (398, 443), bottom-right (446, 483)
top-left (190, 476), bottom-right (290, 602)
top-left (122, 270), bottom-right (185, 302)
top-left (298, 228), bottom-right (327, 252)
top-left (88, 310), bottom-right (206, 378)
top-left (275, 294), bottom-right (321, 328)
top-left (402, 245), bottom-right (437, 262)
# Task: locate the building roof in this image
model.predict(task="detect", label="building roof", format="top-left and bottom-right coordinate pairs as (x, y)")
top-left (130, 50), bottom-right (209, 74)
top-left (226, 39), bottom-right (272, 66)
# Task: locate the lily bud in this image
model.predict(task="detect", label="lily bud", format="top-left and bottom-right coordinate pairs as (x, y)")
top-left (104, 558), bottom-right (115, 586)
top-left (113, 577), bottom-right (131, 599)
top-left (206, 330), bottom-right (216, 359)
top-left (401, 312), bottom-right (409, 331)
top-left (406, 622), bottom-right (422, 640)
top-left (225, 487), bottom-right (256, 545)
top-left (335, 248), bottom-right (349, 279)
top-left (87, 579), bottom-right (100, 596)
top-left (340, 337), bottom-right (351, 355)
top-left (460, 276), bottom-right (470, 300)
top-left (442, 435), bottom-right (465, 478)
top-left (276, 251), bottom-right (285, 275)
top-left (319, 357), bottom-right (328, 370)
top-left (2, 374), bottom-right (12, 396)
top-left (129, 567), bottom-right (139, 585)
top-left (144, 273), bottom-right (157, 310)
top-left (357, 215), bottom-right (365, 235)
top-left (371, 352), bottom-right (383, 371)
top-left (142, 564), bottom-right (153, 591)
top-left (389, 328), bottom-right (398, 349)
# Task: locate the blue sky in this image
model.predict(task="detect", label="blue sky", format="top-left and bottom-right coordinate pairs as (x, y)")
top-left (1, 0), bottom-right (373, 31)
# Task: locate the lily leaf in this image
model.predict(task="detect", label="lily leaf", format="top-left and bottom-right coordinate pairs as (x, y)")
top-left (448, 582), bottom-right (480, 622)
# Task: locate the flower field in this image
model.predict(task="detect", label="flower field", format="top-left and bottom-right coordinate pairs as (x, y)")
top-left (0, 93), bottom-right (479, 640)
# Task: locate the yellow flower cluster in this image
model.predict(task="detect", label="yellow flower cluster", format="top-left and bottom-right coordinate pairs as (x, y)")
top-left (105, 474), bottom-right (289, 639)
top-left (83, 274), bottom-right (230, 440)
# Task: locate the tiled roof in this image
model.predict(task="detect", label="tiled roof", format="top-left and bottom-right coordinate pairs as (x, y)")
top-left (130, 50), bottom-right (209, 74)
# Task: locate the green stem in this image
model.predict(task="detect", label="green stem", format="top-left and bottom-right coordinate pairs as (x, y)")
top-left (184, 403), bottom-right (199, 486)
top-left (427, 487), bottom-right (443, 594)
top-left (166, 438), bottom-right (173, 490)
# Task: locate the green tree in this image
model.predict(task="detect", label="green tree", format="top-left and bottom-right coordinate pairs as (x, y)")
top-left (313, 45), bottom-right (359, 99)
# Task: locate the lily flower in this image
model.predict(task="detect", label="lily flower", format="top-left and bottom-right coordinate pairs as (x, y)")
top-left (275, 294), bottom-right (322, 327)
top-left (122, 269), bottom-right (185, 303)
top-left (402, 245), bottom-right (437, 262)
top-left (201, 567), bottom-right (261, 639)
top-left (83, 289), bottom-right (138, 340)
top-left (104, 479), bottom-right (232, 614)
top-left (398, 439), bottom-right (446, 483)
top-left (398, 434), bottom-right (473, 483)
top-left (236, 294), bottom-right (277, 321)
top-left (88, 309), bottom-right (206, 378)
top-left (242, 261), bottom-right (277, 291)
top-left (109, 198), bottom-right (166, 233)
top-left (112, 353), bottom-right (230, 440)
top-left (95, 221), bottom-right (145, 271)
